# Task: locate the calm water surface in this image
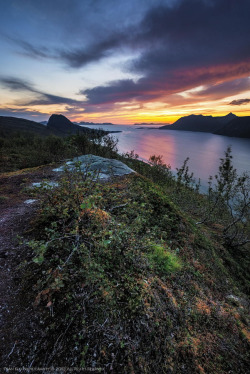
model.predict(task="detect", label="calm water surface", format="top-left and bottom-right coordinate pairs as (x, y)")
top-left (84, 124), bottom-right (250, 186)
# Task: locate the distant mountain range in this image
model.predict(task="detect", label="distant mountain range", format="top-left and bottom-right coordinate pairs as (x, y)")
top-left (159, 113), bottom-right (250, 138)
top-left (134, 122), bottom-right (170, 126)
top-left (0, 114), bottom-right (109, 138)
top-left (74, 121), bottom-right (114, 126)
top-left (1, 113), bottom-right (250, 139)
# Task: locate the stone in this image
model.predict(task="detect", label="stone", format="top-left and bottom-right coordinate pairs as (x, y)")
top-left (225, 295), bottom-right (241, 306)
top-left (53, 154), bottom-right (135, 179)
top-left (24, 199), bottom-right (37, 204)
top-left (31, 181), bottom-right (59, 189)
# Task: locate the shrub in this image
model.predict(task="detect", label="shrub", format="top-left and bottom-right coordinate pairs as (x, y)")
top-left (147, 243), bottom-right (182, 274)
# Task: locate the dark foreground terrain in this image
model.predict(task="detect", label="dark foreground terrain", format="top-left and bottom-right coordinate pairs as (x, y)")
top-left (0, 117), bottom-right (249, 373)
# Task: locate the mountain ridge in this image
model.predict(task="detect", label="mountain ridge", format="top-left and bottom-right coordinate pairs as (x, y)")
top-left (0, 114), bottom-right (108, 138)
top-left (214, 116), bottom-right (250, 138)
top-left (159, 113), bottom-right (250, 138)
top-left (47, 114), bottom-right (94, 135)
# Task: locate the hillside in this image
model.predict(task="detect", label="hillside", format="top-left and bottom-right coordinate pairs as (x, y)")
top-left (0, 114), bottom-right (116, 173)
top-left (0, 116), bottom-right (60, 137)
top-left (0, 114), bottom-right (107, 138)
top-left (159, 113), bottom-right (236, 133)
top-left (0, 139), bottom-right (249, 372)
top-left (214, 116), bottom-right (250, 138)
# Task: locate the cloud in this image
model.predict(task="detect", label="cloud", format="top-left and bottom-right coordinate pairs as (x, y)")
top-left (0, 77), bottom-right (35, 92)
top-left (5, 0), bottom-right (250, 74)
top-left (2, 0), bottom-right (250, 113)
top-left (189, 77), bottom-right (250, 100)
top-left (59, 35), bottom-right (125, 68)
top-left (229, 99), bottom-right (250, 106)
top-left (24, 94), bottom-right (79, 106)
top-left (0, 107), bottom-right (49, 120)
top-left (81, 0), bottom-right (250, 106)
top-left (82, 79), bottom-right (155, 104)
top-left (83, 63), bottom-right (250, 106)
top-left (0, 76), bottom-right (81, 106)
top-left (131, 0), bottom-right (250, 72)
top-left (7, 35), bottom-right (124, 68)
top-left (10, 37), bottom-right (53, 60)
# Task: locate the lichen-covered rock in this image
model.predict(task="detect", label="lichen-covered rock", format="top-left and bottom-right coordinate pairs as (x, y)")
top-left (53, 154), bottom-right (135, 179)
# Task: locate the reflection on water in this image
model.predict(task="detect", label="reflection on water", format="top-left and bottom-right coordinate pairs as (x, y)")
top-left (85, 124), bottom-right (250, 185)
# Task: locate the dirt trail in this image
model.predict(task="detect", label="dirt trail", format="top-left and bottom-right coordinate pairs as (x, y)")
top-left (0, 166), bottom-right (57, 367)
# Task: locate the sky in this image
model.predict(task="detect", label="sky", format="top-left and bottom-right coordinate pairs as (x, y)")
top-left (0, 0), bottom-right (250, 124)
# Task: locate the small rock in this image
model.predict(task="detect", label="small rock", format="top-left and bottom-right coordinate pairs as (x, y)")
top-left (24, 199), bottom-right (37, 205)
top-left (226, 295), bottom-right (241, 306)
top-left (31, 181), bottom-right (58, 189)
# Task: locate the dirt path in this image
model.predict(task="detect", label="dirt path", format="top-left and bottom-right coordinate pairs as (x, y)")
top-left (0, 166), bottom-right (58, 368)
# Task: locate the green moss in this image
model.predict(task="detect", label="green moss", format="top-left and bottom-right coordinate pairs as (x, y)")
top-left (0, 195), bottom-right (9, 201)
top-left (147, 243), bottom-right (182, 274)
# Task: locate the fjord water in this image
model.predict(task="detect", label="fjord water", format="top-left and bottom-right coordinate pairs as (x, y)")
top-left (85, 124), bottom-right (250, 187)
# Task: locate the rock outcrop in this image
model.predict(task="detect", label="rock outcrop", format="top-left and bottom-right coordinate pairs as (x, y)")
top-left (53, 154), bottom-right (135, 179)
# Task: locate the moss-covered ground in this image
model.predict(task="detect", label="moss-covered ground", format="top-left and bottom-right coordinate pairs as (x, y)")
top-left (5, 167), bottom-right (248, 373)
top-left (0, 133), bottom-right (249, 373)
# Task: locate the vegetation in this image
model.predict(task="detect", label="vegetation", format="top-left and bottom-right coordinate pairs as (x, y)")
top-left (123, 147), bottom-right (250, 293)
top-left (0, 132), bottom-right (117, 172)
top-left (1, 131), bottom-right (249, 373)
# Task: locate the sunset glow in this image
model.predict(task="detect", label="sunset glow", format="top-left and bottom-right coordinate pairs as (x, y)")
top-left (0, 0), bottom-right (250, 124)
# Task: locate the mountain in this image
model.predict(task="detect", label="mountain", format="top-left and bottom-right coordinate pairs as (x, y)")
top-left (0, 114), bottom-right (108, 138)
top-left (0, 116), bottom-right (61, 137)
top-left (159, 113), bottom-right (237, 133)
top-left (214, 112), bottom-right (237, 125)
top-left (133, 122), bottom-right (169, 128)
top-left (47, 114), bottom-right (94, 135)
top-left (159, 113), bottom-right (250, 138)
top-left (75, 121), bottom-right (114, 126)
top-left (214, 116), bottom-right (250, 138)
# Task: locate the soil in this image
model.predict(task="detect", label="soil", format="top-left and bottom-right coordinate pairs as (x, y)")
top-left (0, 165), bottom-right (60, 369)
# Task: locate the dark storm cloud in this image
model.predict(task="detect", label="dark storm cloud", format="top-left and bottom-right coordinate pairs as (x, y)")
top-left (81, 79), bottom-right (158, 104)
top-left (229, 99), bottom-right (250, 106)
top-left (0, 76), bottom-right (81, 106)
top-left (2, 0), bottom-right (250, 108)
top-left (131, 0), bottom-right (250, 73)
top-left (2, 0), bottom-right (157, 67)
top-left (82, 0), bottom-right (250, 105)
top-left (6, 0), bottom-right (250, 72)
top-left (7, 34), bottom-right (123, 67)
top-left (54, 0), bottom-right (250, 72)
top-left (59, 35), bottom-right (124, 68)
